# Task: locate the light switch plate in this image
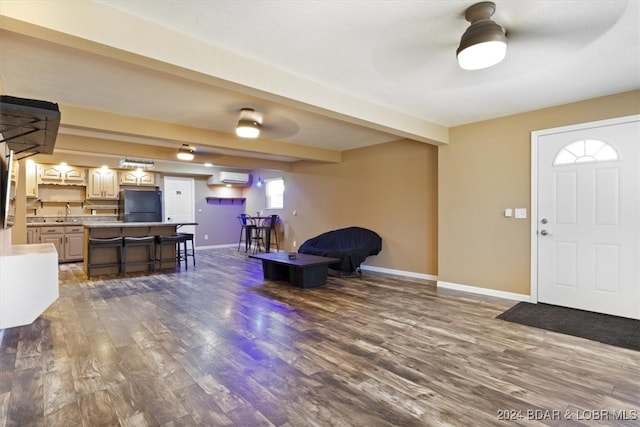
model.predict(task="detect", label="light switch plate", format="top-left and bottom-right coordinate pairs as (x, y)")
top-left (505, 208), bottom-right (513, 217)
top-left (515, 208), bottom-right (527, 219)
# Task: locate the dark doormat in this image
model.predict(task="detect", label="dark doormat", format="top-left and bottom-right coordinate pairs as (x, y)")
top-left (497, 302), bottom-right (640, 352)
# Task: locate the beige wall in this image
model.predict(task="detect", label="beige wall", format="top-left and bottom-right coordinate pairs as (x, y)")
top-left (439, 90), bottom-right (640, 295)
top-left (249, 139), bottom-right (439, 275)
top-left (194, 178), bottom-right (245, 247)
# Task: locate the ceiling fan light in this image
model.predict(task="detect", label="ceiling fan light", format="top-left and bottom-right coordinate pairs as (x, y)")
top-left (457, 39), bottom-right (507, 70)
top-left (236, 118), bottom-right (261, 138)
top-left (456, 1), bottom-right (507, 70)
top-left (177, 144), bottom-right (195, 161)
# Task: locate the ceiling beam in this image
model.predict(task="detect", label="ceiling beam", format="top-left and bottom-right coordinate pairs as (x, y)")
top-left (59, 105), bottom-right (342, 164)
top-left (50, 134), bottom-right (293, 173)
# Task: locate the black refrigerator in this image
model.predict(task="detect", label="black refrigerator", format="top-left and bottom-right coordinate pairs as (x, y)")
top-left (118, 190), bottom-right (162, 222)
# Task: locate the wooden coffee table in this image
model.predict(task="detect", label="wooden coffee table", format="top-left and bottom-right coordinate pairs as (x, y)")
top-left (249, 252), bottom-right (340, 288)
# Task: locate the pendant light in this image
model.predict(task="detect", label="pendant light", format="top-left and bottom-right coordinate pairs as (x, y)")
top-left (457, 1), bottom-right (507, 70)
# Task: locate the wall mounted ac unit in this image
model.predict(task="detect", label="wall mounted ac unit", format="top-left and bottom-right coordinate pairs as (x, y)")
top-left (219, 171), bottom-right (250, 184)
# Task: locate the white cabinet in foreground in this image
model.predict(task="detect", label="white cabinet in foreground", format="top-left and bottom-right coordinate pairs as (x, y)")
top-left (0, 243), bottom-right (59, 329)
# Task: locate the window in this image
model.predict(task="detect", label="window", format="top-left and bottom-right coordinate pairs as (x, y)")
top-left (265, 178), bottom-right (284, 209)
top-left (553, 139), bottom-right (619, 166)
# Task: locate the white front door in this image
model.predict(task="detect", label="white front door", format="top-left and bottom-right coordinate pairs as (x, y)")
top-left (163, 176), bottom-right (196, 236)
top-left (536, 117), bottom-right (640, 319)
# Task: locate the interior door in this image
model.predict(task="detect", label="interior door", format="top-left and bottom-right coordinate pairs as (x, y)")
top-left (537, 118), bottom-right (639, 319)
top-left (163, 177), bottom-right (195, 236)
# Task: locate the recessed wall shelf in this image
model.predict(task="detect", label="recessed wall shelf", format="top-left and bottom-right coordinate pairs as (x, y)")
top-left (206, 197), bottom-right (246, 205)
top-left (39, 200), bottom-right (84, 208)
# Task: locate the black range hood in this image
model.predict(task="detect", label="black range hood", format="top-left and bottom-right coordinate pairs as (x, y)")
top-left (0, 95), bottom-right (60, 160)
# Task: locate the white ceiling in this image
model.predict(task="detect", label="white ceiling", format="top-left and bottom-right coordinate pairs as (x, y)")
top-left (1, 1), bottom-right (639, 164)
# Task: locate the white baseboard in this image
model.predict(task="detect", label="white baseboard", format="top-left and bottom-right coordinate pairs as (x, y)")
top-left (194, 243), bottom-right (237, 250)
top-left (196, 245), bottom-right (288, 251)
top-left (437, 280), bottom-right (533, 302)
top-left (360, 265), bottom-right (437, 282)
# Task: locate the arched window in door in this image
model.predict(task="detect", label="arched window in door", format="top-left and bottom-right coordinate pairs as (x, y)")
top-left (553, 139), bottom-right (619, 166)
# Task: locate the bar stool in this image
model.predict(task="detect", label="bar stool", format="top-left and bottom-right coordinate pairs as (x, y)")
top-left (123, 236), bottom-right (156, 274)
top-left (250, 227), bottom-right (265, 254)
top-left (155, 234), bottom-right (187, 269)
top-left (237, 214), bottom-right (256, 252)
top-left (261, 214), bottom-right (280, 253)
top-left (177, 232), bottom-right (196, 268)
top-left (252, 215), bottom-right (280, 253)
top-left (87, 236), bottom-right (123, 278)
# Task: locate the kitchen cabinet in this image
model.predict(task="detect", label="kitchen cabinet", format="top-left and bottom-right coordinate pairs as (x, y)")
top-left (119, 170), bottom-right (156, 186)
top-left (38, 163), bottom-right (86, 185)
top-left (64, 226), bottom-right (84, 260)
top-left (25, 161), bottom-right (39, 198)
top-left (39, 225), bottom-right (84, 262)
top-left (87, 167), bottom-right (119, 199)
top-left (40, 226), bottom-right (64, 260)
top-left (26, 227), bottom-right (40, 244)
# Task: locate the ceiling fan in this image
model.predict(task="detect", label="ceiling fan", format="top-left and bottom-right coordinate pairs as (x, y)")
top-left (233, 107), bottom-right (299, 140)
top-left (371, 1), bottom-right (629, 79)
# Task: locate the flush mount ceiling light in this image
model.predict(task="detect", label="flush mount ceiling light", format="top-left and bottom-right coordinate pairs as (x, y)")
top-left (457, 1), bottom-right (507, 70)
top-left (119, 158), bottom-right (154, 169)
top-left (177, 144), bottom-right (195, 161)
top-left (235, 108), bottom-right (262, 139)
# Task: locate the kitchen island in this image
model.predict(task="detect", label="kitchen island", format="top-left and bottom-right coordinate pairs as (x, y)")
top-left (83, 222), bottom-right (197, 276)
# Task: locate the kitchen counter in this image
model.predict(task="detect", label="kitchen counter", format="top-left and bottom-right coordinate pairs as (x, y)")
top-left (28, 221), bottom-right (84, 227)
top-left (83, 222), bottom-right (197, 276)
top-left (28, 221), bottom-right (196, 228)
top-left (84, 221), bottom-right (197, 228)
top-left (1, 242), bottom-right (59, 256)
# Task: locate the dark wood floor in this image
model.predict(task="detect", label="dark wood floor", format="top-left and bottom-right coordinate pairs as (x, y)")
top-left (1, 248), bottom-right (639, 426)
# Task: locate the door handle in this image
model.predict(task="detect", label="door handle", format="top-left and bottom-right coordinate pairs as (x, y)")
top-left (540, 229), bottom-right (550, 236)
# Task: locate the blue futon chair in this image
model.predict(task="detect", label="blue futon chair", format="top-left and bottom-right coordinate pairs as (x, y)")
top-left (298, 226), bottom-right (382, 274)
